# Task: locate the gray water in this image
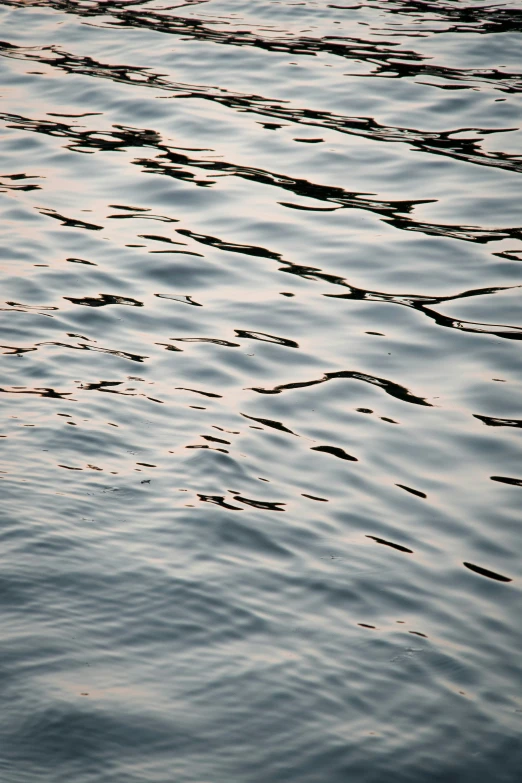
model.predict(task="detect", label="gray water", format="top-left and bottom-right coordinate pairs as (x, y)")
top-left (1, 1), bottom-right (521, 781)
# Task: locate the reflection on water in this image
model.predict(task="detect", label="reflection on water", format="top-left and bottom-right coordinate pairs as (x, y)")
top-left (0, 0), bottom-right (521, 781)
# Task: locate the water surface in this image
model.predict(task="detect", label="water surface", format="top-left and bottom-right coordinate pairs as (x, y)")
top-left (1, 1), bottom-right (521, 781)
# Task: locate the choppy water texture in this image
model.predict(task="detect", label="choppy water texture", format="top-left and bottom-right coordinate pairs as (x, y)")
top-left (1, 1), bottom-right (521, 780)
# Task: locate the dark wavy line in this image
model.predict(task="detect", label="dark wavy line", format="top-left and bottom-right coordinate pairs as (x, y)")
top-left (473, 415), bottom-right (522, 429)
top-left (366, 535), bottom-right (414, 553)
top-left (463, 562), bottom-right (512, 582)
top-left (1, 103), bottom-right (519, 244)
top-left (1, 42), bottom-right (520, 174)
top-left (64, 294), bottom-right (143, 307)
top-left (249, 370), bottom-right (433, 407)
top-left (376, 0), bottom-right (522, 36)
top-left (3, 2), bottom-right (519, 91)
top-left (241, 413), bottom-right (297, 435)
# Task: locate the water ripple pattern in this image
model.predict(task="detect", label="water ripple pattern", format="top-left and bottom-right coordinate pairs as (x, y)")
top-left (0, 1), bottom-right (521, 781)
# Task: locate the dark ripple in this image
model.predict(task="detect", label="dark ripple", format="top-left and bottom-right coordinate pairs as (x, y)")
top-left (395, 483), bottom-right (427, 499)
top-left (64, 294), bottom-right (144, 307)
top-left (2, 41), bottom-right (521, 175)
top-left (377, 0), bottom-right (522, 36)
top-left (250, 370), bottom-right (433, 406)
top-left (474, 415), bottom-right (522, 429)
top-left (311, 445), bottom-right (358, 461)
top-left (1, 105), bottom-right (519, 249)
top-left (234, 329), bottom-right (299, 348)
top-left (463, 562), bottom-right (513, 583)
top-left (490, 475), bottom-right (522, 487)
top-left (5, 2), bottom-right (520, 92)
top-left (37, 207), bottom-right (103, 231)
top-left (366, 535), bottom-right (414, 553)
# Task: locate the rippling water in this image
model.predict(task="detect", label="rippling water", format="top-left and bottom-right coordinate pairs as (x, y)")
top-left (1, 0), bottom-right (521, 780)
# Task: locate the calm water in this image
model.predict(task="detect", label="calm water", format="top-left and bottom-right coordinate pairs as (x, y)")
top-left (1, 1), bottom-right (521, 780)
